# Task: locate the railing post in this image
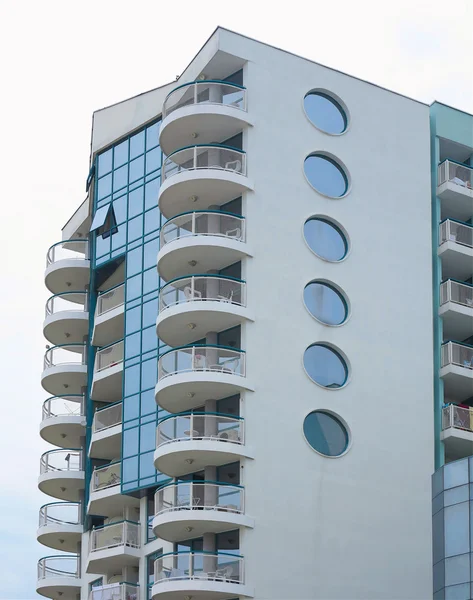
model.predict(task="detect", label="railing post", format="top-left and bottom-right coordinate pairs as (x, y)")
top-left (192, 211), bottom-right (196, 235)
top-left (189, 552), bottom-right (193, 578)
top-left (193, 146), bottom-right (197, 170)
top-left (190, 412), bottom-right (194, 440)
top-left (194, 82), bottom-right (198, 104)
top-left (192, 346), bottom-right (195, 371)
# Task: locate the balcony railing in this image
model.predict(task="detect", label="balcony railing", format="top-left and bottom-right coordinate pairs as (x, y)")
top-left (160, 210), bottom-right (246, 249)
top-left (439, 219), bottom-right (473, 249)
top-left (158, 345), bottom-right (246, 380)
top-left (44, 344), bottom-right (86, 370)
top-left (162, 145), bottom-right (246, 183)
top-left (40, 449), bottom-right (83, 474)
top-left (96, 283), bottom-right (125, 317)
top-left (155, 481), bottom-right (243, 515)
top-left (37, 555), bottom-right (80, 581)
top-left (442, 404), bottom-right (473, 433)
top-left (440, 280), bottom-right (473, 309)
top-left (42, 395), bottom-right (84, 420)
top-left (163, 80), bottom-right (247, 119)
top-left (441, 342), bottom-right (473, 370)
top-left (93, 401), bottom-right (122, 433)
top-left (89, 520), bottom-right (140, 552)
top-left (154, 551), bottom-right (244, 584)
top-left (45, 291), bottom-right (87, 317)
top-left (94, 340), bottom-right (124, 373)
top-left (46, 239), bottom-right (89, 267)
top-left (39, 502), bottom-right (81, 528)
top-left (89, 582), bottom-right (139, 600)
top-left (159, 275), bottom-right (246, 312)
top-left (438, 159), bottom-right (473, 190)
top-left (91, 461), bottom-right (121, 492)
top-left (157, 412), bottom-right (244, 447)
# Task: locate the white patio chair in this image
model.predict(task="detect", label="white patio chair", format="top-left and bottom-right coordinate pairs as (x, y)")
top-left (184, 286), bottom-right (202, 301)
top-left (218, 289), bottom-right (234, 303)
top-left (224, 159), bottom-right (242, 172)
top-left (225, 227), bottom-right (241, 240)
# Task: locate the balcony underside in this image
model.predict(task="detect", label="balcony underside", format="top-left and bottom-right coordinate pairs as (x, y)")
top-left (37, 523), bottom-right (82, 553)
top-left (86, 545), bottom-right (141, 574)
top-left (41, 365), bottom-right (88, 396)
top-left (40, 415), bottom-right (86, 448)
top-left (91, 364), bottom-right (123, 401)
top-left (438, 242), bottom-right (473, 280)
top-left (92, 305), bottom-right (125, 347)
top-left (43, 311), bottom-right (89, 346)
top-left (44, 260), bottom-right (90, 295)
top-left (36, 578), bottom-right (81, 600)
top-left (442, 427), bottom-right (473, 462)
top-left (440, 365), bottom-right (473, 402)
top-left (38, 471), bottom-right (85, 502)
top-left (151, 580), bottom-right (253, 599)
top-left (87, 486), bottom-right (140, 518)
top-left (440, 302), bottom-right (473, 339)
top-left (89, 425), bottom-right (122, 460)
top-left (438, 181), bottom-right (473, 221)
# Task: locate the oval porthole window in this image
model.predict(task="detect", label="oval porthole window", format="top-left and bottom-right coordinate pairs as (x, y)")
top-left (304, 92), bottom-right (348, 134)
top-left (304, 281), bottom-right (348, 325)
top-left (304, 154), bottom-right (348, 198)
top-left (303, 343), bottom-right (348, 389)
top-left (303, 410), bottom-right (349, 457)
top-left (303, 217), bottom-right (348, 262)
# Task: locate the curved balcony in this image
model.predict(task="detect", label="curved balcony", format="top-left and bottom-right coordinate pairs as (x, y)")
top-left (152, 551), bottom-right (252, 599)
top-left (153, 481), bottom-right (254, 542)
top-left (156, 345), bottom-right (253, 412)
top-left (89, 582), bottom-right (139, 600)
top-left (159, 145), bottom-right (253, 219)
top-left (440, 342), bottom-right (473, 401)
top-left (157, 275), bottom-right (252, 346)
top-left (440, 280), bottom-right (473, 339)
top-left (41, 344), bottom-right (87, 396)
top-left (441, 404), bottom-right (473, 462)
top-left (91, 340), bottom-right (124, 401)
top-left (158, 211), bottom-right (251, 282)
top-left (89, 401), bottom-right (122, 459)
top-left (38, 449), bottom-right (84, 502)
top-left (37, 502), bottom-right (82, 552)
top-left (40, 395), bottom-right (85, 448)
top-left (45, 239), bottom-right (89, 295)
top-left (44, 291), bottom-right (88, 346)
top-left (438, 220), bottom-right (473, 280)
top-left (160, 80), bottom-right (251, 156)
top-left (37, 555), bottom-right (81, 600)
top-left (87, 520), bottom-right (141, 574)
top-left (88, 461), bottom-right (139, 517)
top-left (92, 283), bottom-right (125, 347)
top-left (155, 412), bottom-right (253, 477)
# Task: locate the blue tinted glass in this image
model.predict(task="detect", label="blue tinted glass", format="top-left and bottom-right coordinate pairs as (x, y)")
top-left (145, 207), bottom-right (159, 234)
top-left (141, 388), bottom-right (156, 414)
top-left (143, 298), bottom-right (159, 328)
top-left (445, 582), bottom-right (470, 599)
top-left (130, 131), bottom-right (145, 159)
top-left (139, 451), bottom-right (156, 479)
top-left (143, 268), bottom-right (159, 295)
top-left (140, 422), bottom-right (156, 453)
top-left (144, 237), bottom-right (160, 270)
top-left (123, 456), bottom-right (138, 482)
top-left (303, 411), bottom-right (348, 456)
top-left (304, 93), bottom-right (347, 134)
top-left (304, 155), bottom-right (347, 197)
top-left (128, 215), bottom-right (143, 242)
top-left (146, 147), bottom-right (162, 174)
top-left (123, 426), bottom-right (139, 456)
top-left (146, 123), bottom-right (160, 150)
top-left (142, 326), bottom-right (157, 354)
top-left (304, 283), bottom-right (347, 325)
top-left (127, 274), bottom-right (142, 301)
top-left (125, 332), bottom-right (141, 359)
top-left (111, 226), bottom-right (126, 250)
top-left (113, 165), bottom-right (128, 191)
top-left (124, 364), bottom-right (140, 397)
top-left (98, 149), bottom-right (112, 176)
top-left (127, 246), bottom-right (143, 277)
top-left (130, 155), bottom-right (145, 183)
top-left (445, 503), bottom-right (470, 557)
top-left (128, 187), bottom-right (144, 219)
top-left (141, 358), bottom-right (157, 390)
top-left (123, 394), bottom-right (140, 421)
top-left (304, 344), bottom-right (348, 388)
top-left (145, 178), bottom-right (160, 210)
top-left (97, 174), bottom-right (112, 200)
top-left (445, 554), bottom-right (469, 586)
top-left (113, 195), bottom-right (127, 224)
top-left (114, 140), bottom-right (128, 168)
top-left (126, 306), bottom-right (141, 335)
top-left (445, 460), bottom-right (469, 490)
top-left (95, 232), bottom-right (110, 257)
top-left (304, 218), bottom-right (347, 261)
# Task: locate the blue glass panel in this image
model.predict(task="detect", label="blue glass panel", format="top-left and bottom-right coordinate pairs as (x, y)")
top-left (128, 187), bottom-right (144, 219)
top-left (433, 509), bottom-right (445, 565)
top-left (127, 247), bottom-right (143, 277)
top-left (445, 582), bottom-right (470, 600)
top-left (445, 554), bottom-right (470, 586)
top-left (445, 460), bottom-right (469, 490)
top-left (139, 451), bottom-right (156, 478)
top-left (113, 165), bottom-right (128, 191)
top-left (140, 422), bottom-right (156, 453)
top-left (90, 205), bottom-right (111, 231)
top-left (130, 155), bottom-right (145, 183)
top-left (141, 358), bottom-right (157, 390)
top-left (433, 493), bottom-right (444, 515)
top-left (124, 364), bottom-right (140, 397)
top-left (146, 147), bottom-right (162, 174)
top-left (143, 237), bottom-right (160, 270)
top-left (96, 254), bottom-right (109, 266)
top-left (433, 468), bottom-right (444, 498)
top-left (126, 274), bottom-right (142, 301)
top-left (146, 123), bottom-right (160, 150)
top-left (304, 155), bottom-right (347, 197)
top-left (111, 226), bottom-right (126, 250)
top-left (143, 268), bottom-right (159, 295)
top-left (122, 481), bottom-right (138, 492)
top-left (142, 349), bottom-right (158, 363)
top-left (125, 332), bottom-right (141, 359)
top-left (304, 92), bottom-right (347, 134)
top-left (128, 239), bottom-right (142, 251)
top-left (445, 503), bottom-right (470, 557)
top-left (445, 485), bottom-right (469, 507)
top-left (95, 232), bottom-right (110, 257)
top-left (145, 178), bottom-right (160, 210)
top-left (130, 130), bottom-right (145, 159)
top-left (122, 456), bottom-right (139, 482)
top-left (124, 417), bottom-right (139, 429)
top-left (143, 298), bottom-right (159, 328)
top-left (304, 344), bottom-right (348, 388)
top-left (97, 174), bottom-right (112, 200)
top-left (126, 306), bottom-right (142, 335)
top-left (304, 282), bottom-right (347, 325)
top-left (303, 411), bottom-right (348, 456)
top-left (114, 140), bottom-right (128, 168)
top-left (123, 426), bottom-right (139, 456)
top-left (304, 218), bottom-right (347, 261)
top-left (145, 207), bottom-right (159, 235)
top-left (128, 215), bottom-right (143, 242)
top-left (141, 389), bottom-right (156, 415)
top-left (142, 326), bottom-right (157, 354)
top-left (141, 412), bottom-right (155, 425)
top-left (113, 195), bottom-right (127, 224)
top-left (129, 177), bottom-right (144, 193)
top-left (98, 148), bottom-right (112, 177)
top-left (433, 560), bottom-right (445, 593)
top-left (123, 394), bottom-right (140, 421)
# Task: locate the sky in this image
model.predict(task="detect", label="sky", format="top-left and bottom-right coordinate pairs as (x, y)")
top-left (0, 0), bottom-right (472, 598)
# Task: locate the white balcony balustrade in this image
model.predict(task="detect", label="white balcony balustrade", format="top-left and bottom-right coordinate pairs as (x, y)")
top-left (89, 582), bottom-right (139, 600)
top-left (440, 342), bottom-right (473, 401)
top-left (437, 160), bottom-right (473, 220)
top-left (439, 220), bottom-right (473, 280)
top-left (37, 555), bottom-right (80, 600)
top-left (158, 211), bottom-right (250, 281)
top-left (93, 284), bottom-right (125, 346)
top-left (38, 449), bottom-right (84, 502)
top-left (88, 461), bottom-right (139, 517)
top-left (44, 291), bottom-right (88, 345)
top-left (90, 402), bottom-right (123, 460)
top-left (45, 239), bottom-right (89, 295)
top-left (91, 461), bottom-right (121, 492)
top-left (37, 502), bottom-right (82, 552)
top-left (91, 340), bottom-right (124, 401)
top-left (93, 402), bottom-right (123, 433)
top-left (160, 80), bottom-right (251, 155)
top-left (441, 404), bottom-right (473, 461)
top-left (40, 395), bottom-right (85, 448)
top-left (440, 280), bottom-right (473, 339)
top-left (42, 343), bottom-right (87, 396)
top-left (87, 521), bottom-right (141, 574)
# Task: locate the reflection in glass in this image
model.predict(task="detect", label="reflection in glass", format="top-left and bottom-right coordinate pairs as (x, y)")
top-left (304, 344), bottom-right (348, 388)
top-left (303, 411), bottom-right (348, 456)
top-left (304, 154), bottom-right (348, 197)
top-left (304, 282), bottom-right (347, 325)
top-left (304, 218), bottom-right (348, 261)
top-left (304, 92), bottom-right (347, 134)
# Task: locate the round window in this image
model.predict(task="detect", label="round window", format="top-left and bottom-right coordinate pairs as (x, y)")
top-left (304, 154), bottom-right (348, 198)
top-left (303, 411), bottom-right (349, 457)
top-left (304, 282), bottom-right (348, 325)
top-left (303, 344), bottom-right (348, 389)
top-left (304, 92), bottom-right (348, 134)
top-left (303, 217), bottom-right (348, 262)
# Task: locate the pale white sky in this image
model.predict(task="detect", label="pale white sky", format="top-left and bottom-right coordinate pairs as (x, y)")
top-left (0, 0), bottom-right (472, 597)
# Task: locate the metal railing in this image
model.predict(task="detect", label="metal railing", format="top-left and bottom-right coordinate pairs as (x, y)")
top-left (43, 344), bottom-right (86, 369)
top-left (442, 404), bottom-right (473, 433)
top-left (158, 345), bottom-right (245, 380)
top-left (96, 283), bottom-right (125, 317)
top-left (42, 395), bottom-right (84, 420)
top-left (93, 401), bottom-right (122, 433)
top-left (159, 275), bottom-right (246, 312)
top-left (89, 582), bottom-right (139, 600)
top-left (162, 145), bottom-right (246, 183)
top-left (155, 481), bottom-right (243, 515)
top-left (438, 160), bottom-right (473, 189)
top-left (439, 220), bottom-right (473, 249)
top-left (39, 502), bottom-right (81, 528)
top-left (37, 555), bottom-right (80, 580)
top-left (160, 210), bottom-right (246, 249)
top-left (157, 412), bottom-right (244, 447)
top-left (46, 239), bottom-right (89, 267)
top-left (94, 340), bottom-right (124, 373)
top-left (440, 280), bottom-right (473, 309)
top-left (154, 551), bottom-right (244, 585)
top-left (91, 461), bottom-right (121, 492)
top-left (89, 521), bottom-right (140, 553)
top-left (40, 449), bottom-right (83, 474)
top-left (45, 291), bottom-right (87, 317)
top-left (163, 80), bottom-right (247, 119)
top-left (441, 342), bottom-right (473, 370)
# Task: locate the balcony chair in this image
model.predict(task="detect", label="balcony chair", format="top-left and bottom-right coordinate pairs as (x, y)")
top-left (218, 289), bottom-right (234, 303)
top-left (209, 357), bottom-right (239, 374)
top-left (184, 286), bottom-right (202, 301)
top-left (224, 159), bottom-right (242, 173)
top-left (224, 226), bottom-right (242, 240)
